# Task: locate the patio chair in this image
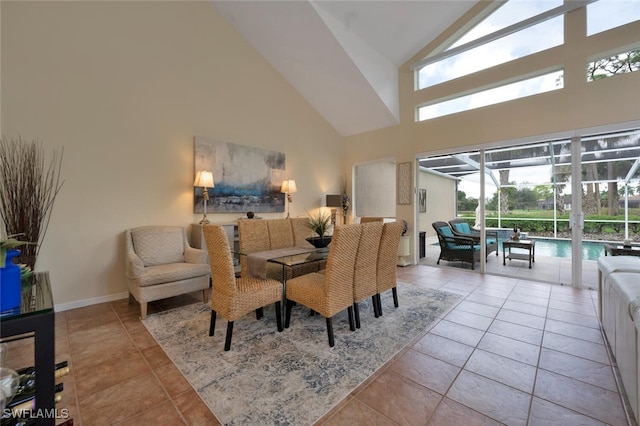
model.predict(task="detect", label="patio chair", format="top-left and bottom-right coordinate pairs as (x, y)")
top-left (448, 218), bottom-right (499, 257)
top-left (432, 221), bottom-right (481, 270)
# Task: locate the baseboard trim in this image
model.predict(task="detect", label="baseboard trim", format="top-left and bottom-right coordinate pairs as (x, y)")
top-left (55, 291), bottom-right (129, 312)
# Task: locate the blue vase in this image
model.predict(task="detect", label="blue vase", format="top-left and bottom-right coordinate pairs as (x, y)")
top-left (1, 249), bottom-right (22, 315)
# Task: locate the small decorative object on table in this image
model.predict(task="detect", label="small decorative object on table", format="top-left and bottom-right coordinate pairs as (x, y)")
top-left (512, 226), bottom-right (521, 241)
top-left (341, 194), bottom-right (350, 224)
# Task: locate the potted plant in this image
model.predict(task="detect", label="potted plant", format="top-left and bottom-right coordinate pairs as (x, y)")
top-left (305, 210), bottom-right (332, 248)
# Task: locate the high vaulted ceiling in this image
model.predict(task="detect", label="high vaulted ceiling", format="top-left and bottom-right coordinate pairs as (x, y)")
top-left (211, 0), bottom-right (477, 137)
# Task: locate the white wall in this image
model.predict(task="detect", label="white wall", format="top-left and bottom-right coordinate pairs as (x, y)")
top-left (1, 1), bottom-right (343, 309)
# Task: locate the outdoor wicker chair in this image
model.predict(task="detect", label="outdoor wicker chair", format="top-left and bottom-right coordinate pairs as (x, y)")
top-left (448, 218), bottom-right (499, 257)
top-left (203, 225), bottom-right (283, 351)
top-left (284, 224), bottom-right (362, 347)
top-left (432, 221), bottom-right (481, 270)
top-left (353, 221), bottom-right (384, 327)
top-left (375, 221), bottom-right (404, 316)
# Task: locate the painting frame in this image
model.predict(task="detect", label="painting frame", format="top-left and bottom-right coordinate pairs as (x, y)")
top-left (419, 188), bottom-right (427, 212)
top-left (397, 162), bottom-right (412, 205)
top-left (194, 136), bottom-right (286, 214)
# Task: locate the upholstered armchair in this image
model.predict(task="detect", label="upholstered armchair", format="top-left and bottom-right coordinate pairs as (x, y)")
top-left (125, 226), bottom-right (210, 319)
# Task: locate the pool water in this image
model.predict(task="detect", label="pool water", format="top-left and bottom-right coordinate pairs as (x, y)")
top-left (501, 238), bottom-right (604, 261)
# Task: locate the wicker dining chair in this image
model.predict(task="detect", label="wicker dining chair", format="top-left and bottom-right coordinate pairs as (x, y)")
top-left (284, 224), bottom-right (362, 347)
top-left (375, 221), bottom-right (404, 316)
top-left (203, 225), bottom-right (283, 351)
top-left (353, 221), bottom-right (384, 327)
top-left (237, 219), bottom-right (271, 277)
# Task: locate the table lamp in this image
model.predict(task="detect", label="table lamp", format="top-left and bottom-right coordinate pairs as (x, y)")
top-left (194, 170), bottom-right (215, 224)
top-left (325, 194), bottom-right (342, 224)
top-left (281, 179), bottom-right (297, 218)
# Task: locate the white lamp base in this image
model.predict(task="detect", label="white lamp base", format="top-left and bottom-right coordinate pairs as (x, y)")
top-left (397, 235), bottom-right (411, 267)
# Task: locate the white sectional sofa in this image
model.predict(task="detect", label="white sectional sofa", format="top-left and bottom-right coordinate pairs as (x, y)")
top-left (598, 256), bottom-right (640, 421)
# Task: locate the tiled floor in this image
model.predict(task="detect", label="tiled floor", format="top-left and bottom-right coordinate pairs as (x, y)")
top-left (2, 264), bottom-right (635, 425)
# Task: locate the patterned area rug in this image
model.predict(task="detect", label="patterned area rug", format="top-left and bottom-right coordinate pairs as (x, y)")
top-left (143, 284), bottom-right (461, 425)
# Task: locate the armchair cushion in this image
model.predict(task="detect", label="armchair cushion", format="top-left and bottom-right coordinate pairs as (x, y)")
top-left (451, 222), bottom-right (472, 234)
top-left (131, 227), bottom-right (185, 266)
top-left (138, 262), bottom-right (211, 287)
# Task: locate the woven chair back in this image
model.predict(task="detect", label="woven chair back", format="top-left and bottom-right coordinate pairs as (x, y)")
top-left (267, 218), bottom-right (294, 249)
top-left (354, 222), bottom-right (383, 302)
top-left (237, 219), bottom-right (270, 276)
top-left (376, 221), bottom-right (403, 293)
top-left (203, 225), bottom-right (237, 296)
top-left (324, 224), bottom-right (362, 311)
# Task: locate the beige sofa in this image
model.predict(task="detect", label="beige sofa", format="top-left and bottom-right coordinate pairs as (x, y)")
top-left (598, 256), bottom-right (640, 421)
top-left (237, 217), bottom-right (322, 280)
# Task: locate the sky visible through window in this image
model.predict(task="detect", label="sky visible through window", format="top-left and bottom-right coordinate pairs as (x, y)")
top-left (418, 1), bottom-right (563, 90)
top-left (416, 0), bottom-right (640, 121)
top-left (587, 0), bottom-right (640, 35)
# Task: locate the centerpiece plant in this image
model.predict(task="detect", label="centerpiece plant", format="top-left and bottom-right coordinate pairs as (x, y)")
top-left (305, 210), bottom-right (332, 248)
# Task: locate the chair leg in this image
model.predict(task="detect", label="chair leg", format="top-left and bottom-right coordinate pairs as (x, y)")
top-left (326, 317), bottom-right (335, 347)
top-left (353, 303), bottom-right (361, 329)
top-left (224, 321), bottom-right (234, 351)
top-left (347, 306), bottom-right (355, 331)
top-left (209, 310), bottom-right (217, 336)
top-left (140, 302), bottom-right (147, 320)
top-left (392, 287), bottom-right (399, 308)
top-left (285, 300), bottom-right (294, 328)
top-left (202, 289), bottom-right (208, 303)
top-left (256, 307), bottom-right (264, 320)
top-left (275, 301), bottom-right (283, 332)
top-left (372, 295), bottom-right (380, 318)
top-left (376, 293), bottom-right (383, 316)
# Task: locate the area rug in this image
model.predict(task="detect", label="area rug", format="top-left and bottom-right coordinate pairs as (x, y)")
top-left (142, 283), bottom-right (461, 425)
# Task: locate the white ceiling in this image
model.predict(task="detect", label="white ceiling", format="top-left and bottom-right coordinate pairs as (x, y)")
top-left (211, 0), bottom-right (477, 136)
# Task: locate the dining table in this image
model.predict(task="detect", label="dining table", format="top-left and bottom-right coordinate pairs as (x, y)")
top-left (240, 247), bottom-right (331, 323)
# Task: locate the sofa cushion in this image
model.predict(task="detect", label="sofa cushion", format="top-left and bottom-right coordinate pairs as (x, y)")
top-left (598, 256), bottom-right (640, 281)
top-left (609, 272), bottom-right (640, 321)
top-left (136, 262), bottom-right (210, 287)
top-left (131, 227), bottom-right (184, 267)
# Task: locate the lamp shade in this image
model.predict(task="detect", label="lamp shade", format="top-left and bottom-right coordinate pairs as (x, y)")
top-left (280, 179), bottom-right (297, 194)
top-left (194, 170), bottom-right (214, 188)
top-left (326, 194), bottom-right (342, 208)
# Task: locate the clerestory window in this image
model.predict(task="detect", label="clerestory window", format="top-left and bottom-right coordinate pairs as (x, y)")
top-left (587, 0), bottom-right (640, 36)
top-left (415, 1), bottom-right (565, 90)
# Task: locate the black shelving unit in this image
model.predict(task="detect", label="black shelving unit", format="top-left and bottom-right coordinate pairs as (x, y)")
top-left (1, 273), bottom-right (55, 426)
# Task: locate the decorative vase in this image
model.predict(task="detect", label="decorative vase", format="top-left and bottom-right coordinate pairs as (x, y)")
top-left (0, 249), bottom-right (22, 315)
top-left (306, 236), bottom-right (332, 249)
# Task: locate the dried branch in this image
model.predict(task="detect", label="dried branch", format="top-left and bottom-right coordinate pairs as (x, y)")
top-left (0, 135), bottom-right (64, 269)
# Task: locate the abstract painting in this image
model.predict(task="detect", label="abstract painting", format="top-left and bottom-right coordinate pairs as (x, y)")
top-left (194, 136), bottom-right (286, 213)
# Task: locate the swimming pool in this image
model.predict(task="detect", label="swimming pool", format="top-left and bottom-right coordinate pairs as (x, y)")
top-left (501, 238), bottom-right (605, 261)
